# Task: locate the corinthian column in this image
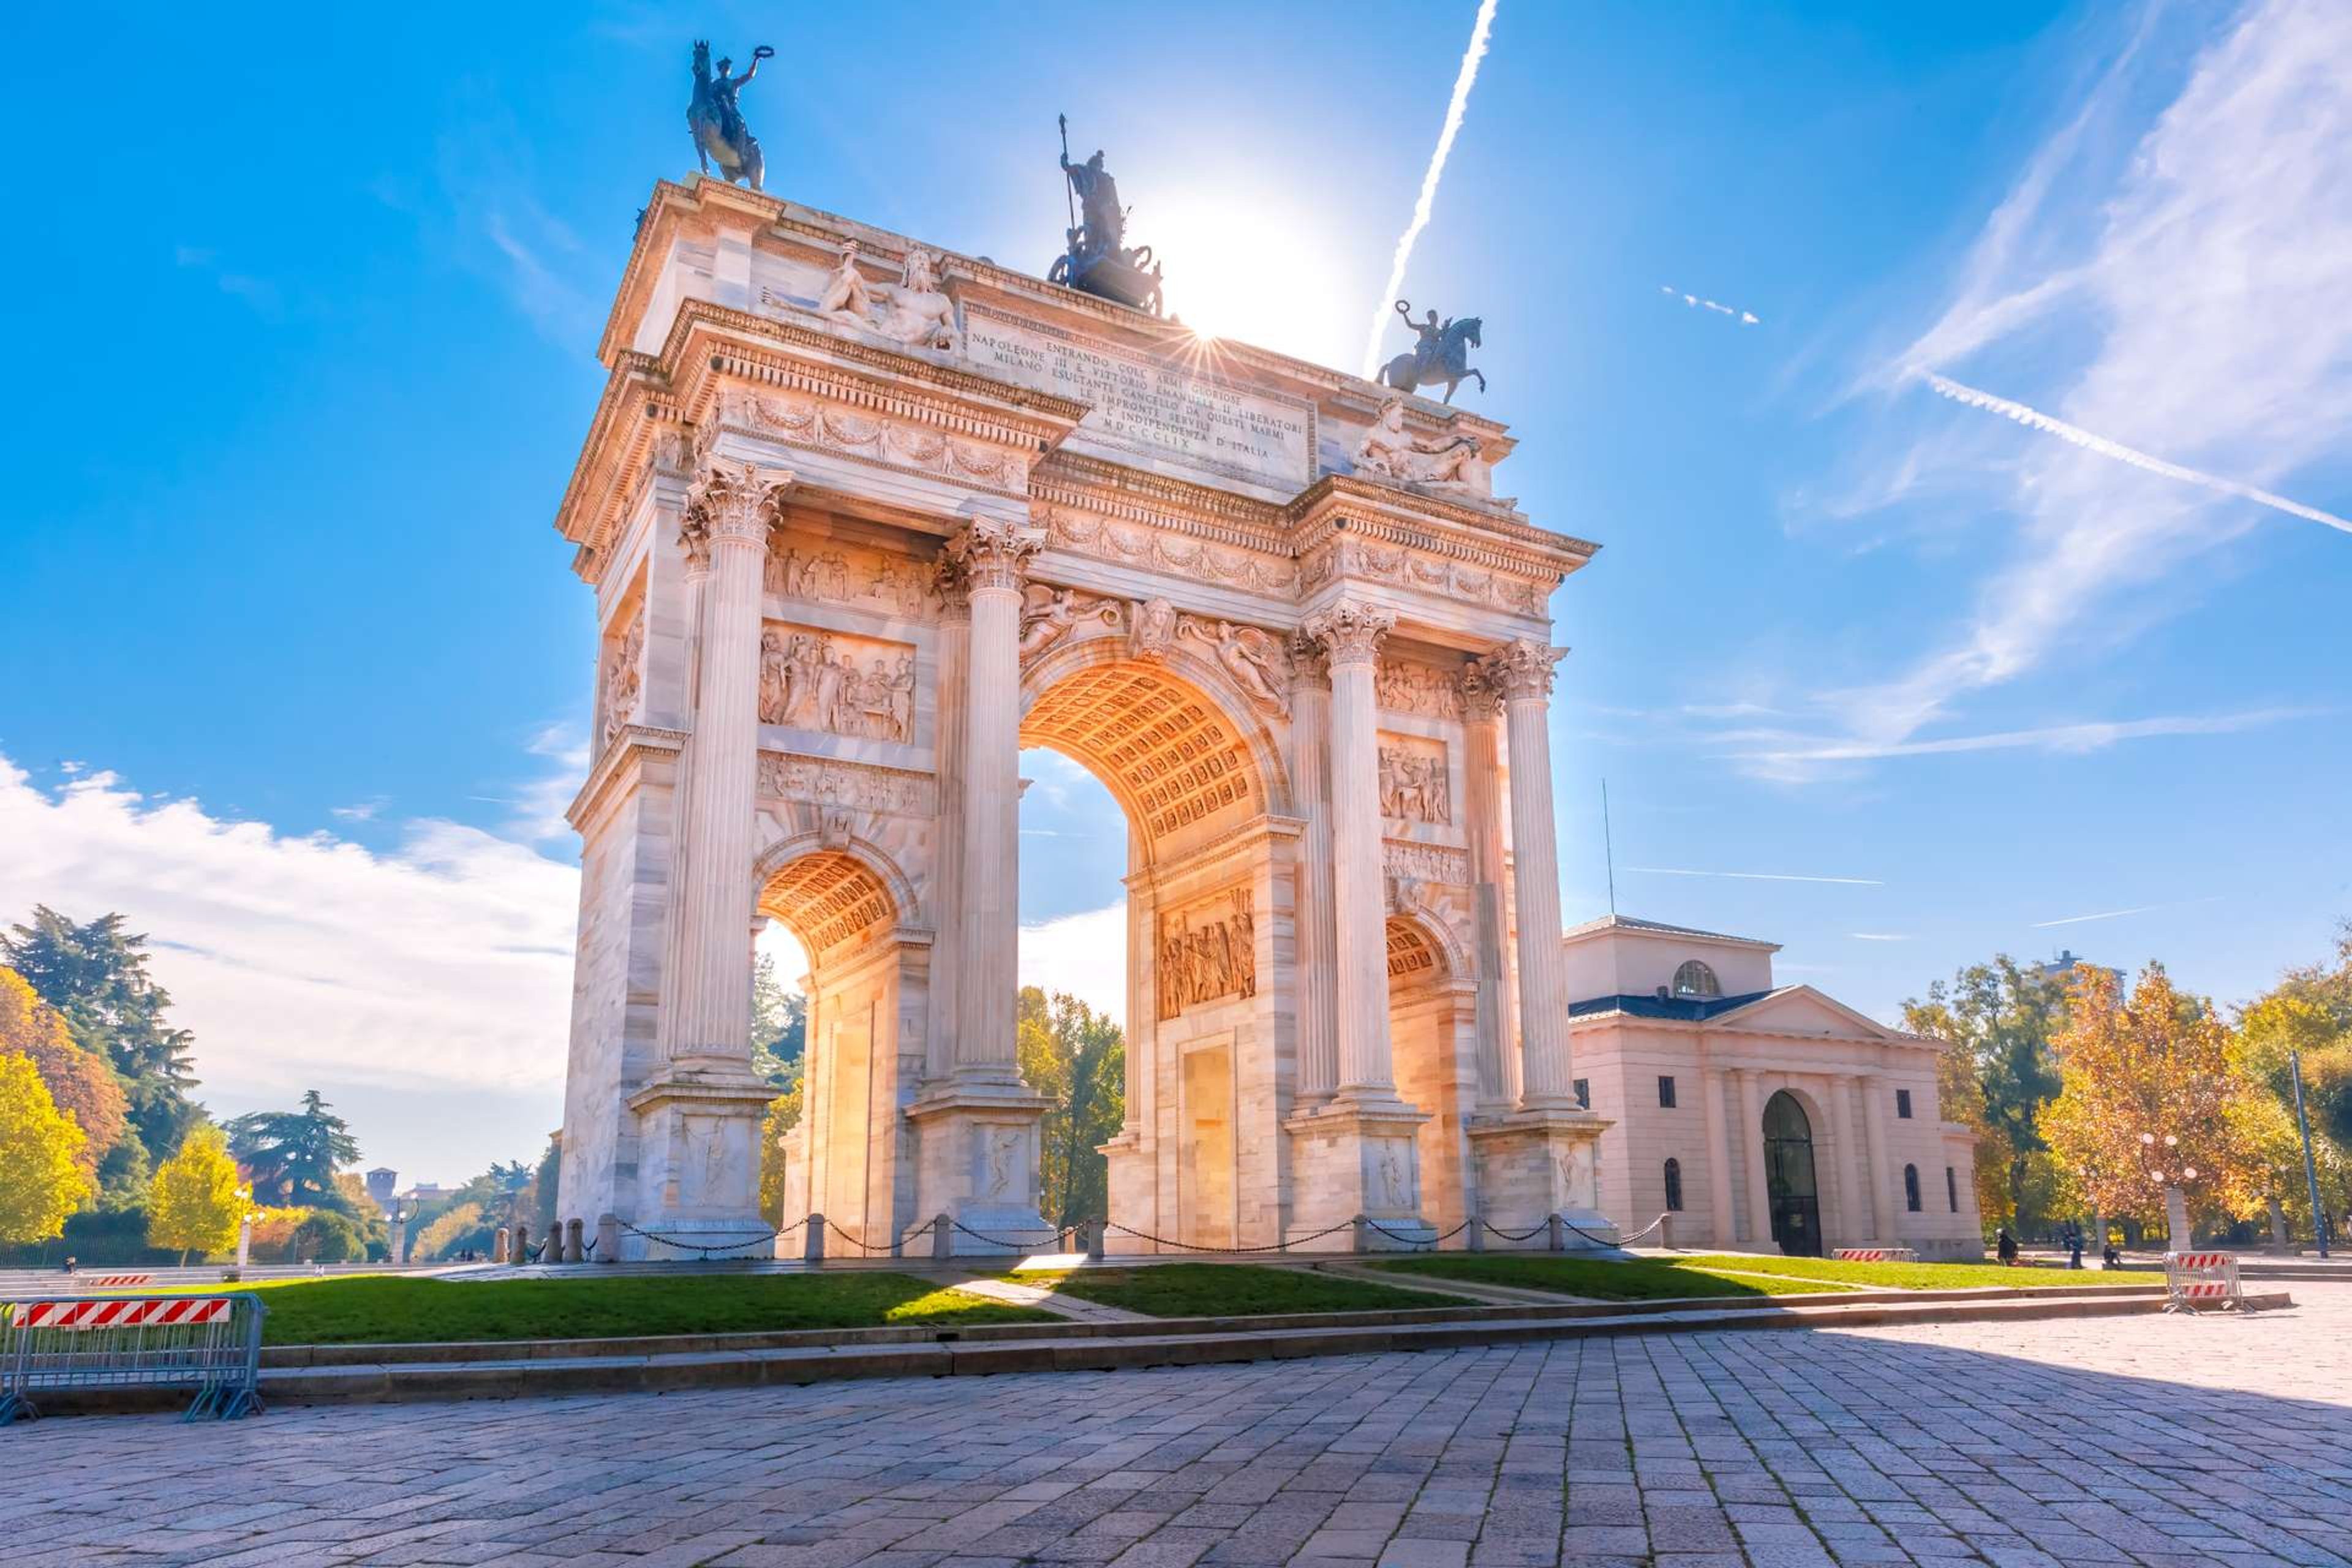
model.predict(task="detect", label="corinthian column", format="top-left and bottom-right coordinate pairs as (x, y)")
top-left (1482, 639), bottom-right (1575, 1108)
top-left (1303, 601), bottom-right (1398, 1102)
top-left (660, 460), bottom-right (793, 1065)
top-left (946, 519), bottom-right (1041, 1080)
top-left (1286, 635), bottom-right (1338, 1104)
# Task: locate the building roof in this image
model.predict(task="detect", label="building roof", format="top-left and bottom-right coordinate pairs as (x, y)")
top-left (1568, 988), bottom-right (1783, 1022)
top-left (1560, 913), bottom-right (1781, 951)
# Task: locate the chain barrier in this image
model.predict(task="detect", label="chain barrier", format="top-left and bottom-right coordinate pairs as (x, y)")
top-left (1477, 1218), bottom-right (1553, 1242)
top-left (614, 1217), bottom-right (783, 1261)
top-left (1362, 1218), bottom-right (1474, 1250)
top-left (950, 1220), bottom-right (1071, 1251)
top-left (1101, 1218), bottom-right (1359, 1255)
top-left (1598, 1213), bottom-right (1667, 1248)
top-left (823, 1219), bottom-right (894, 1256)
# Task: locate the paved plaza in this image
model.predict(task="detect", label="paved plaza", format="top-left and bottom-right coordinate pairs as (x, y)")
top-left (10, 1286), bottom-right (2351, 1568)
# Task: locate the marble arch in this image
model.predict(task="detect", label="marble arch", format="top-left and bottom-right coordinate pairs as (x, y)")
top-left (551, 176), bottom-right (1623, 1257)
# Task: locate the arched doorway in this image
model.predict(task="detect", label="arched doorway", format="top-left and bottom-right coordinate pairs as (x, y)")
top-left (1763, 1090), bottom-right (1823, 1257)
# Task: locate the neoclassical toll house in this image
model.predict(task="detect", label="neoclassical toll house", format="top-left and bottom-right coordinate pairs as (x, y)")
top-left (552, 176), bottom-right (1618, 1257)
top-left (1560, 916), bottom-right (1985, 1261)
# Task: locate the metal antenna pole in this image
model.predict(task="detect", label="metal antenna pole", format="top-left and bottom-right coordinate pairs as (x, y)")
top-left (1602, 779), bottom-right (1618, 917)
top-left (2292, 1049), bottom-right (2329, 1258)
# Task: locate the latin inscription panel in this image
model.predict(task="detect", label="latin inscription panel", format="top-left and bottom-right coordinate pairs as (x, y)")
top-left (962, 306), bottom-right (1314, 492)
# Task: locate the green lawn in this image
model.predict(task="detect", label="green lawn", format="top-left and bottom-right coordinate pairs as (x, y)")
top-left (152, 1272), bottom-right (1054, 1345)
top-left (1004, 1262), bottom-right (1472, 1317)
top-left (1371, 1254), bottom-right (1852, 1301)
top-left (1675, 1254), bottom-right (2150, 1291)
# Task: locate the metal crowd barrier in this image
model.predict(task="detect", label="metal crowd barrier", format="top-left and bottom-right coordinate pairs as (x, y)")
top-left (2162, 1250), bottom-right (2242, 1313)
top-left (0, 1293), bottom-right (267, 1424)
top-left (1833, 1248), bottom-right (1919, 1263)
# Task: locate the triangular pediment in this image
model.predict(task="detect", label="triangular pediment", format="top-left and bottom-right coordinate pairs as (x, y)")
top-left (1712, 985), bottom-right (1904, 1041)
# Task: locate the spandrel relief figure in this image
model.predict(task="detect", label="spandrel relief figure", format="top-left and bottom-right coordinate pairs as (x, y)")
top-left (818, 240), bottom-right (879, 323)
top-left (1354, 397), bottom-right (1483, 494)
top-left (872, 245), bottom-right (959, 352)
top-left (1017, 584), bottom-right (1117, 660)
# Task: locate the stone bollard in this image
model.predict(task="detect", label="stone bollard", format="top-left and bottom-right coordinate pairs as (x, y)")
top-left (597, 1213), bottom-right (619, 1262)
top-left (1658, 1213), bottom-right (1675, 1251)
top-left (1353, 1214), bottom-right (1371, 1254)
top-left (565, 1218), bottom-right (585, 1263)
top-left (931, 1212), bottom-right (954, 1261)
top-left (1546, 1213), bottom-right (1566, 1253)
top-left (513, 1222), bottom-right (530, 1264)
top-left (804, 1213), bottom-right (826, 1264)
top-left (1085, 1221), bottom-right (1106, 1261)
top-left (493, 1226), bottom-right (511, 1264)
top-left (1466, 1216), bottom-right (1487, 1253)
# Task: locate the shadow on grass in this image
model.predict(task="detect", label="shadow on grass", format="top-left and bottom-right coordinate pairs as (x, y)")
top-left (1005, 1262), bottom-right (1473, 1317)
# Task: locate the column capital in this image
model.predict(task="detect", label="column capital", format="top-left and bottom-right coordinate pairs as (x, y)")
top-left (1457, 662), bottom-right (1504, 720)
top-left (1477, 638), bottom-right (1566, 701)
top-left (1302, 601), bottom-right (1395, 671)
top-left (1286, 630), bottom-right (1331, 688)
top-left (685, 459), bottom-right (794, 548)
top-left (944, 519), bottom-right (1044, 595)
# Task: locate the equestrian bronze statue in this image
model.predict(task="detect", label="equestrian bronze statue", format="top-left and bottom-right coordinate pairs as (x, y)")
top-left (688, 42), bottom-right (776, 191)
top-left (1379, 300), bottom-right (1487, 403)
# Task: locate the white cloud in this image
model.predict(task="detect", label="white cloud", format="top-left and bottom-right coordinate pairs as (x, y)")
top-left (1848, 933), bottom-right (1913, 943)
top-left (1731, 706), bottom-right (2305, 769)
top-left (1660, 284), bottom-right (1762, 326)
top-left (1018, 902), bottom-right (1128, 1027)
top-left (1803, 0), bottom-right (2352, 761)
top-left (1624, 866), bottom-right (1883, 887)
top-left (2030, 896), bottom-right (2222, 929)
top-left (0, 755), bottom-right (579, 1113)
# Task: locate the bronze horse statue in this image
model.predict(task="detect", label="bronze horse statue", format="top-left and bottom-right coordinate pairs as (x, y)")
top-left (687, 41), bottom-right (775, 191)
top-left (1379, 300), bottom-right (1487, 404)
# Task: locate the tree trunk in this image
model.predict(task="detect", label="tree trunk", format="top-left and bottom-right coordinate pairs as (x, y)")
top-left (2267, 1195), bottom-right (2290, 1253)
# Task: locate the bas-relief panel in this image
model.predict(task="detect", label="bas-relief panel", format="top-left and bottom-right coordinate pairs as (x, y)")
top-left (1378, 735), bottom-right (1452, 824)
top-left (1384, 841), bottom-right (1471, 887)
top-left (1156, 888), bottom-right (1258, 1022)
top-left (1377, 659), bottom-right (1463, 720)
top-left (760, 623), bottom-right (916, 742)
top-left (755, 752), bottom-right (936, 818)
top-left (766, 534), bottom-right (942, 620)
top-left (599, 607), bottom-right (645, 746)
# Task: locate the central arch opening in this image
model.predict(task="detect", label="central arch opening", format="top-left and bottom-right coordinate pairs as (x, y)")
top-left (1763, 1089), bottom-right (1822, 1257)
top-left (1016, 648), bottom-right (1281, 1248)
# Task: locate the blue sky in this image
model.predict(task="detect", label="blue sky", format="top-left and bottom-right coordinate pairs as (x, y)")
top-left (2, 2), bottom-right (2346, 1184)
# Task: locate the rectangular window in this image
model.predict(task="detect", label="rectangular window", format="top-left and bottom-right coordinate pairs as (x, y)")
top-left (1946, 1167), bottom-right (1959, 1213)
top-left (1895, 1088), bottom-right (1913, 1119)
top-left (1657, 1075), bottom-right (1677, 1109)
top-left (1573, 1078), bottom-right (1589, 1110)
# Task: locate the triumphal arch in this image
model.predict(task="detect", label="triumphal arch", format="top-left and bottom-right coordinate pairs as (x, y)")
top-left (552, 174), bottom-right (1619, 1258)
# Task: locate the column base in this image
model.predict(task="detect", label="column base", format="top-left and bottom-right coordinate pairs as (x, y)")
top-left (1468, 1108), bottom-right (1623, 1253)
top-left (905, 1079), bottom-right (1054, 1256)
top-left (1282, 1098), bottom-right (1433, 1250)
top-left (622, 1057), bottom-right (778, 1261)
top-left (1101, 1127), bottom-right (1155, 1255)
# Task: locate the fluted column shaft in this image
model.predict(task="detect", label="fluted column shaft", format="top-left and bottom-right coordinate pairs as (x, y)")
top-left (1738, 1068), bottom-right (1773, 1246)
top-left (924, 586), bottom-right (970, 1082)
top-left (662, 463), bottom-right (790, 1062)
top-left (1459, 670), bottom-right (1516, 1110)
top-left (1306, 603), bottom-right (1398, 1102)
top-left (948, 522), bottom-right (1038, 1079)
top-left (1485, 641), bottom-right (1574, 1106)
top-left (1287, 641), bottom-right (1338, 1102)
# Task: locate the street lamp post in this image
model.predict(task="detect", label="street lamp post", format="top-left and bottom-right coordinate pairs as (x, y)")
top-left (2291, 1049), bottom-right (2330, 1259)
top-left (2137, 1131), bottom-right (2198, 1253)
top-left (388, 1201), bottom-right (412, 1267)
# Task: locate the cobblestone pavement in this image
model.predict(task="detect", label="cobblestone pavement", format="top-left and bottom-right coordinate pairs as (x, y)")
top-left (9, 1286), bottom-right (2350, 1568)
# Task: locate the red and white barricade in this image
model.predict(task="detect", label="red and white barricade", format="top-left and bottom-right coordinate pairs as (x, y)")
top-left (1833, 1248), bottom-right (1918, 1264)
top-left (75, 1274), bottom-right (153, 1289)
top-left (0, 1294), bottom-right (265, 1423)
top-left (2162, 1251), bottom-right (2242, 1312)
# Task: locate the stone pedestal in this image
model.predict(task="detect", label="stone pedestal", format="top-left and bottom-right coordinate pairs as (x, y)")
top-left (906, 1085), bottom-right (1052, 1255)
top-left (1469, 1109), bottom-right (1621, 1251)
top-left (1100, 1128), bottom-right (1154, 1254)
top-left (622, 1057), bottom-right (777, 1259)
top-left (1283, 1101), bottom-right (1434, 1250)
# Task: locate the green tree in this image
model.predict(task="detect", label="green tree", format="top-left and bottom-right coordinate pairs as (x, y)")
top-left (225, 1089), bottom-right (360, 1207)
top-left (1016, 987), bottom-right (1125, 1227)
top-left (1902, 956), bottom-right (2067, 1229)
top-left (148, 1125), bottom-right (246, 1263)
top-left (2232, 924), bottom-right (2352, 1232)
top-left (751, 952), bottom-right (808, 1089)
top-left (0, 1052), bottom-right (93, 1245)
top-left (757, 1085), bottom-right (805, 1224)
top-left (1, 966), bottom-right (130, 1183)
top-left (412, 1200), bottom-right (487, 1261)
top-left (2, 908), bottom-right (202, 1160)
top-left (533, 1134), bottom-right (562, 1234)
top-left (290, 1208), bottom-right (367, 1263)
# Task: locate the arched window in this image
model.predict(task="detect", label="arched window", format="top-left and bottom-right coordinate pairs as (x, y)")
top-left (1663, 1158), bottom-right (1684, 1212)
top-left (1672, 959), bottom-right (1721, 999)
top-left (1904, 1164), bottom-right (1922, 1213)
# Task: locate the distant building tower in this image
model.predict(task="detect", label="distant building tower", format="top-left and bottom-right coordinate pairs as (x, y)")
top-left (364, 1167), bottom-right (398, 1208)
top-left (2033, 949), bottom-right (2122, 995)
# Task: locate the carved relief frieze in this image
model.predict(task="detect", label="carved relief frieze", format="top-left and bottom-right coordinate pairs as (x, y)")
top-left (1378, 736), bottom-right (1452, 824)
top-left (710, 385), bottom-right (1025, 496)
top-left (598, 609), bottom-right (645, 748)
top-left (760, 623), bottom-right (916, 742)
top-left (1300, 536), bottom-right (1547, 617)
top-left (1156, 888), bottom-right (1258, 1021)
top-left (1384, 840), bottom-right (1470, 887)
top-left (1041, 505), bottom-right (1297, 595)
top-left (1376, 658), bottom-right (1464, 719)
top-left (766, 534), bottom-right (943, 620)
top-left (755, 752), bottom-right (937, 818)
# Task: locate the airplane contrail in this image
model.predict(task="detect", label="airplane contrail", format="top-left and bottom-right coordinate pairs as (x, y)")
top-left (1924, 373), bottom-right (2352, 537)
top-left (1360, 0), bottom-right (1501, 380)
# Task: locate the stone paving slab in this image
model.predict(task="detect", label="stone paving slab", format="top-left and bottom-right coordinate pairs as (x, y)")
top-left (9, 1286), bottom-right (2347, 1566)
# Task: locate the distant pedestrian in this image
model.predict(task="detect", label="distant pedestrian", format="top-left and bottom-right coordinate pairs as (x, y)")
top-left (2067, 1225), bottom-right (2084, 1270)
top-left (2103, 1240), bottom-right (2122, 1268)
top-left (61, 1256), bottom-right (77, 1276)
top-left (1996, 1227), bottom-right (2018, 1266)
